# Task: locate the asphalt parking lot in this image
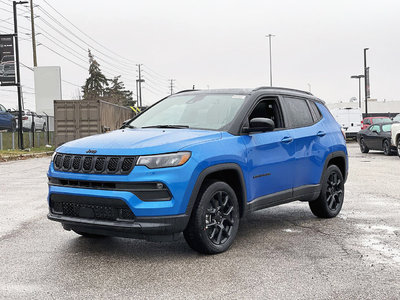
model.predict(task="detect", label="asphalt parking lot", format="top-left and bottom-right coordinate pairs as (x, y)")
top-left (0, 142), bottom-right (399, 299)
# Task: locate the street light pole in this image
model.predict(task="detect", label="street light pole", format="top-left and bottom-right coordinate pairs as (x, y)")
top-left (265, 34), bottom-right (275, 86)
top-left (364, 48), bottom-right (369, 114)
top-left (350, 75), bottom-right (364, 108)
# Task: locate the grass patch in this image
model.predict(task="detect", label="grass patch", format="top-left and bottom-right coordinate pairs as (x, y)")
top-left (0, 146), bottom-right (54, 157)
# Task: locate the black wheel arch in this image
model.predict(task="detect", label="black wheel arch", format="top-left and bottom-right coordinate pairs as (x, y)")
top-left (186, 163), bottom-right (247, 219)
top-left (321, 151), bottom-right (348, 184)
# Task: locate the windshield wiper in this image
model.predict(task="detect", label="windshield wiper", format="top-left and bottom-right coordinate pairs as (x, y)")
top-left (141, 125), bottom-right (190, 129)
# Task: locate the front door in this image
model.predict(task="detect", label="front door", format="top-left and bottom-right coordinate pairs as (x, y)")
top-left (242, 97), bottom-right (295, 201)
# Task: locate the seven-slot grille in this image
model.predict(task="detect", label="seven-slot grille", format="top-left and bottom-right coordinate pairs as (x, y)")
top-left (53, 153), bottom-right (136, 175)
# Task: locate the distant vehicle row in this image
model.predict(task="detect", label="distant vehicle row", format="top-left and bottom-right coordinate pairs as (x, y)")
top-left (0, 104), bottom-right (47, 132)
top-left (357, 113), bottom-right (400, 158)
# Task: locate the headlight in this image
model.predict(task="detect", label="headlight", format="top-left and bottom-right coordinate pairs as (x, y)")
top-left (51, 152), bottom-right (57, 162)
top-left (137, 152), bottom-right (191, 169)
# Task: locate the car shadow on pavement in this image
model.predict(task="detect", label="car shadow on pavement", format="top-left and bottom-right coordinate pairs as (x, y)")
top-left (60, 203), bottom-right (324, 259)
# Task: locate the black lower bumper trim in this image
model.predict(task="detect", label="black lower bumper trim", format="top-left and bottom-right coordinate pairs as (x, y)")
top-left (48, 212), bottom-right (190, 240)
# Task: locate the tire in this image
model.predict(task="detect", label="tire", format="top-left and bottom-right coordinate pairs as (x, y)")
top-left (359, 138), bottom-right (369, 153)
top-left (183, 181), bottom-right (240, 254)
top-left (42, 123), bottom-right (46, 132)
top-left (383, 139), bottom-right (391, 156)
top-left (73, 230), bottom-right (105, 238)
top-left (309, 165), bottom-right (344, 218)
top-left (397, 138), bottom-right (400, 158)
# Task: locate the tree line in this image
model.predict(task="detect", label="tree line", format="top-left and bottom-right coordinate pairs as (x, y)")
top-left (81, 50), bottom-right (135, 107)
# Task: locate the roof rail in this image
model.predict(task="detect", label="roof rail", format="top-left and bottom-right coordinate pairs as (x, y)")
top-left (175, 89), bottom-right (199, 94)
top-left (253, 86), bottom-right (313, 96)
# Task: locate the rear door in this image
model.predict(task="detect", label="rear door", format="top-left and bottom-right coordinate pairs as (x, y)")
top-left (282, 97), bottom-right (329, 192)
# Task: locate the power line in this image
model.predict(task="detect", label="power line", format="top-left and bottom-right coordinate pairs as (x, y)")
top-left (41, 0), bottom-right (137, 66)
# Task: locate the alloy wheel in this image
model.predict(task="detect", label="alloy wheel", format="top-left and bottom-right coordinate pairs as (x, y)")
top-left (205, 191), bottom-right (235, 245)
top-left (326, 172), bottom-right (343, 211)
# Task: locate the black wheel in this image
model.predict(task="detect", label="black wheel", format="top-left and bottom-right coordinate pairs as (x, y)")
top-left (309, 165), bottom-right (344, 218)
top-left (397, 138), bottom-right (400, 158)
top-left (73, 230), bottom-right (105, 238)
top-left (359, 138), bottom-right (369, 153)
top-left (383, 139), bottom-right (391, 156)
top-left (184, 181), bottom-right (240, 254)
top-left (42, 123), bottom-right (46, 132)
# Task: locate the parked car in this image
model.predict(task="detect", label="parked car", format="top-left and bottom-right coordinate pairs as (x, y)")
top-left (0, 55), bottom-right (15, 78)
top-left (391, 119), bottom-right (400, 158)
top-left (361, 116), bottom-right (392, 130)
top-left (0, 104), bottom-right (16, 132)
top-left (12, 110), bottom-right (47, 132)
top-left (47, 87), bottom-right (348, 254)
top-left (357, 123), bottom-right (396, 155)
top-left (331, 108), bottom-right (362, 139)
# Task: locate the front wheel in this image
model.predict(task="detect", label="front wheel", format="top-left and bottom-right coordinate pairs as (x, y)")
top-left (184, 181), bottom-right (240, 254)
top-left (309, 165), bottom-right (344, 218)
top-left (383, 139), bottom-right (391, 156)
top-left (397, 139), bottom-right (400, 158)
top-left (359, 138), bottom-right (369, 153)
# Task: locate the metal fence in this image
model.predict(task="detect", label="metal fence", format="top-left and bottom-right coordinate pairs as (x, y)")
top-left (0, 131), bottom-right (54, 150)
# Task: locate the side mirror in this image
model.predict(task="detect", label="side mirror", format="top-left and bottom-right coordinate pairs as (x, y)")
top-left (121, 119), bottom-right (130, 129)
top-left (373, 130), bottom-right (378, 134)
top-left (7, 109), bottom-right (11, 112)
top-left (243, 117), bottom-right (275, 133)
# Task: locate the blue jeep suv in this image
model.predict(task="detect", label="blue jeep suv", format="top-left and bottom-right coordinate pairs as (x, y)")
top-left (47, 87), bottom-right (348, 254)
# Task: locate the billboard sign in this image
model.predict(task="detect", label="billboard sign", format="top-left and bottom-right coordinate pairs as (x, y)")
top-left (0, 34), bottom-right (16, 85)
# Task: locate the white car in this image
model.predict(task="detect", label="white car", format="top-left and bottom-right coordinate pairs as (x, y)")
top-left (391, 114), bottom-right (400, 157)
top-left (13, 110), bottom-right (47, 132)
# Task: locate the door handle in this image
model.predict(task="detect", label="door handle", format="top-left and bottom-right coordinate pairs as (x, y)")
top-left (281, 136), bottom-right (293, 143)
top-left (317, 131), bottom-right (326, 137)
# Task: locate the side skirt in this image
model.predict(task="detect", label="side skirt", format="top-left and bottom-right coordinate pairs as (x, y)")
top-left (247, 184), bottom-right (321, 213)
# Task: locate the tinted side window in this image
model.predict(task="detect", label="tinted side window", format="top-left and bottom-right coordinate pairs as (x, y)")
top-left (309, 101), bottom-right (322, 121)
top-left (284, 97), bottom-right (314, 128)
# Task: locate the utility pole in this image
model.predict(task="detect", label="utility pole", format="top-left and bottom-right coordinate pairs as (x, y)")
top-left (364, 48), bottom-right (369, 114)
top-left (350, 75), bottom-right (364, 108)
top-left (136, 64), bottom-right (144, 107)
top-left (29, 0), bottom-right (37, 67)
top-left (265, 34), bottom-right (275, 86)
top-left (169, 79), bottom-right (175, 95)
top-left (14, 1), bottom-right (28, 149)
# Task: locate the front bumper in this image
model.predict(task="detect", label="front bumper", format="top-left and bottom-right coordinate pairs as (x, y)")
top-left (48, 212), bottom-right (189, 241)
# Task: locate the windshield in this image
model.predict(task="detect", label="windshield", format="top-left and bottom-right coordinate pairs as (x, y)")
top-left (1, 56), bottom-right (13, 63)
top-left (128, 93), bottom-right (246, 130)
top-left (372, 118), bottom-right (391, 124)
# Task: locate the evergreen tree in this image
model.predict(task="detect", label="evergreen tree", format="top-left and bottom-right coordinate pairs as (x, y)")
top-left (82, 50), bottom-right (108, 100)
top-left (105, 76), bottom-right (135, 107)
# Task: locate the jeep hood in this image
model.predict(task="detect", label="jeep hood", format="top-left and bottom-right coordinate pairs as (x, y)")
top-left (56, 128), bottom-right (222, 155)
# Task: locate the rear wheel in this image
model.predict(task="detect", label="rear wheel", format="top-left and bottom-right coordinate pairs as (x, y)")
top-left (309, 165), bottom-right (344, 218)
top-left (8, 120), bottom-right (16, 132)
top-left (383, 139), bottom-right (391, 156)
top-left (184, 181), bottom-right (240, 254)
top-left (359, 138), bottom-right (369, 153)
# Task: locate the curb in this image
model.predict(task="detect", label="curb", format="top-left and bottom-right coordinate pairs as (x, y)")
top-left (0, 151), bottom-right (54, 162)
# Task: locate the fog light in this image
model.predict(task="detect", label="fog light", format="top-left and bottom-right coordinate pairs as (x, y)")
top-left (156, 183), bottom-right (164, 189)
